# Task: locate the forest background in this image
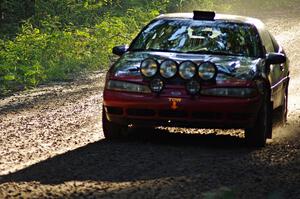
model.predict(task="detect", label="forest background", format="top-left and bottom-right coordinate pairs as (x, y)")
top-left (0, 0), bottom-right (297, 95)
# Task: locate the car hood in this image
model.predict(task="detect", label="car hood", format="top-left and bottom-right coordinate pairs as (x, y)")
top-left (112, 51), bottom-right (264, 81)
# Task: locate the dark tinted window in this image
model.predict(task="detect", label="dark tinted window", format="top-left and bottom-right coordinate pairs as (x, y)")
top-left (130, 19), bottom-right (263, 57)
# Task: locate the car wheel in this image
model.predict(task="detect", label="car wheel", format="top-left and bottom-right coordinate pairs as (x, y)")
top-left (102, 107), bottom-right (128, 140)
top-left (245, 93), bottom-right (272, 147)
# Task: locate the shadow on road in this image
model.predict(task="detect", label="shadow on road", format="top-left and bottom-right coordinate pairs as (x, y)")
top-left (0, 130), bottom-right (252, 184)
top-left (0, 123), bottom-right (299, 198)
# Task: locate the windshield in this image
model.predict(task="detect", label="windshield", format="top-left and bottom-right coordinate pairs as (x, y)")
top-left (130, 19), bottom-right (263, 58)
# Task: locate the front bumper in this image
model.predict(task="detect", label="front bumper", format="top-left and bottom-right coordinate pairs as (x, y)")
top-left (103, 89), bottom-right (262, 129)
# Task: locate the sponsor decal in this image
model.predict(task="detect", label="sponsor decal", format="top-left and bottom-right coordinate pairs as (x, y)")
top-left (168, 98), bottom-right (182, 110)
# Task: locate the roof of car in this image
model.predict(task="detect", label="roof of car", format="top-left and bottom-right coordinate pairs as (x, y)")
top-left (157, 13), bottom-right (265, 29)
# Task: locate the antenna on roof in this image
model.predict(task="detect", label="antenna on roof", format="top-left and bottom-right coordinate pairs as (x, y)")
top-left (193, 11), bottom-right (215, 20)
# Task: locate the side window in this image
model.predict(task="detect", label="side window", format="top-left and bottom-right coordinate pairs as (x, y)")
top-left (259, 29), bottom-right (275, 53)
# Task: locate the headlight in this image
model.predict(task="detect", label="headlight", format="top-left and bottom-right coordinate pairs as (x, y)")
top-left (179, 61), bottom-right (197, 80)
top-left (149, 78), bottom-right (164, 93)
top-left (140, 58), bottom-right (158, 77)
top-left (186, 80), bottom-right (201, 95)
top-left (160, 59), bottom-right (177, 78)
top-left (200, 88), bottom-right (258, 98)
top-left (107, 80), bottom-right (151, 93)
top-left (198, 62), bottom-right (217, 81)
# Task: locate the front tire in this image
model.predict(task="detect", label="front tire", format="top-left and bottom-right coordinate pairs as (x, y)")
top-left (102, 107), bottom-right (128, 140)
top-left (245, 93), bottom-right (272, 147)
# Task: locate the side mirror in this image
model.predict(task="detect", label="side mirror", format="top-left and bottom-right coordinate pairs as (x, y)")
top-left (112, 45), bottom-right (128, 56)
top-left (266, 53), bottom-right (286, 65)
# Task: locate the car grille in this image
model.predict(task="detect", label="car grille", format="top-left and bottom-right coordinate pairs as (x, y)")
top-left (192, 112), bottom-right (222, 120)
top-left (106, 106), bottom-right (123, 115)
top-left (127, 108), bottom-right (156, 117)
top-left (158, 110), bottom-right (188, 118)
top-left (106, 106), bottom-right (253, 122)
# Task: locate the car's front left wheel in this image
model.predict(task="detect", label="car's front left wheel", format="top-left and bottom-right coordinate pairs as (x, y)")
top-left (102, 107), bottom-right (128, 140)
top-left (245, 92), bottom-right (272, 147)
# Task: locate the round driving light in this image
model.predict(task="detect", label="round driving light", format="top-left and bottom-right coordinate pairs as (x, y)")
top-left (179, 61), bottom-right (197, 80)
top-left (140, 58), bottom-right (158, 77)
top-left (198, 62), bottom-right (217, 81)
top-left (186, 80), bottom-right (201, 95)
top-left (160, 59), bottom-right (177, 78)
top-left (150, 78), bottom-right (164, 93)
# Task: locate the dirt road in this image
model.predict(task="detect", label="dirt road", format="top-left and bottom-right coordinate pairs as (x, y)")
top-left (0, 12), bottom-right (300, 199)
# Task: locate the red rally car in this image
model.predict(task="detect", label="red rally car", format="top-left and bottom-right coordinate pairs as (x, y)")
top-left (102, 11), bottom-right (289, 147)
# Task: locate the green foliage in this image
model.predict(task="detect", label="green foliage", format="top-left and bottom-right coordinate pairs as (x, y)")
top-left (0, 25), bottom-right (46, 92)
top-left (0, 0), bottom-right (162, 95)
top-left (0, 0), bottom-right (34, 38)
top-left (166, 0), bottom-right (232, 12)
top-left (166, 0), bottom-right (300, 13)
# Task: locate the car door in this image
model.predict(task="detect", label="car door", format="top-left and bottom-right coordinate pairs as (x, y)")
top-left (259, 29), bottom-right (286, 109)
top-left (269, 32), bottom-right (289, 108)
